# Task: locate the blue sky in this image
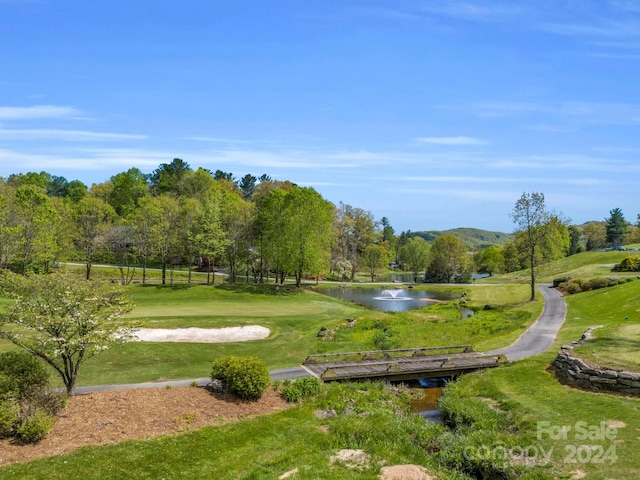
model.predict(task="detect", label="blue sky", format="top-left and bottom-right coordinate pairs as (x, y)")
top-left (1, 1), bottom-right (640, 233)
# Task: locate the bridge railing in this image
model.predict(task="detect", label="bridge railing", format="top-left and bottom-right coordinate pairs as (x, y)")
top-left (303, 345), bottom-right (475, 364)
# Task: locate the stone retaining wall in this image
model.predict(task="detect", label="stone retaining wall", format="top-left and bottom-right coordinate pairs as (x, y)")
top-left (552, 327), bottom-right (640, 397)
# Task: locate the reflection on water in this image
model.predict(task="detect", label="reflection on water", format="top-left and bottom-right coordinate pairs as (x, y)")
top-left (461, 307), bottom-right (474, 319)
top-left (317, 286), bottom-right (454, 312)
top-left (404, 377), bottom-right (452, 423)
top-left (410, 387), bottom-right (444, 422)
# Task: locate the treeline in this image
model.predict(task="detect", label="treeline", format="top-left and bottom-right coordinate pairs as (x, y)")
top-left (474, 207), bottom-right (640, 277)
top-left (0, 159), bottom-right (405, 285)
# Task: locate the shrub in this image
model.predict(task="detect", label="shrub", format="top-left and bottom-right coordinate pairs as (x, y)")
top-left (565, 281), bottom-right (582, 295)
top-left (0, 372), bottom-right (18, 400)
top-left (373, 330), bottom-right (397, 350)
top-left (280, 376), bottom-right (323, 402)
top-left (16, 409), bottom-right (55, 443)
top-left (210, 356), bottom-right (237, 384)
top-left (0, 399), bottom-right (19, 438)
top-left (0, 352), bottom-right (49, 398)
top-left (24, 388), bottom-right (68, 416)
top-left (211, 355), bottom-right (270, 401)
top-left (582, 277), bottom-right (613, 291)
top-left (553, 277), bottom-right (570, 288)
top-left (613, 256), bottom-right (640, 272)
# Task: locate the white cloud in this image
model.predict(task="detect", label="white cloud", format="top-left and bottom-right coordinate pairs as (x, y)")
top-left (416, 136), bottom-right (488, 145)
top-left (386, 186), bottom-right (518, 202)
top-left (487, 153), bottom-right (640, 173)
top-left (0, 105), bottom-right (83, 120)
top-left (0, 129), bottom-right (147, 141)
top-left (465, 100), bottom-right (640, 126)
top-left (540, 20), bottom-right (640, 38)
top-left (391, 176), bottom-right (514, 183)
top-left (415, 2), bottom-right (525, 22)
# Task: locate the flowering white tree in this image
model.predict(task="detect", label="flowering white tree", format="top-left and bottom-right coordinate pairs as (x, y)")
top-left (0, 271), bottom-right (136, 395)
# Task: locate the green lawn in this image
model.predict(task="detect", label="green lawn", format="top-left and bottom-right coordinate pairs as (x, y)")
top-left (1, 281), bottom-right (542, 387)
top-left (3, 258), bottom-right (640, 477)
top-left (562, 280), bottom-right (640, 370)
top-left (73, 284), bottom-right (368, 386)
top-left (79, 283), bottom-right (543, 386)
top-left (480, 250), bottom-right (637, 285)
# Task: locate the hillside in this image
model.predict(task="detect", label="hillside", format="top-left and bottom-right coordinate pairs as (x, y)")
top-left (412, 227), bottom-right (512, 249)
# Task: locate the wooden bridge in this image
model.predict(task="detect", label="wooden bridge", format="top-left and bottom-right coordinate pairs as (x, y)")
top-left (301, 345), bottom-right (508, 382)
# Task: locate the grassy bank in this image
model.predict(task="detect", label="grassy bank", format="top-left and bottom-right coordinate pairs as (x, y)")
top-left (563, 279), bottom-right (640, 370)
top-left (430, 277), bottom-right (640, 478)
top-left (0, 383), bottom-right (465, 480)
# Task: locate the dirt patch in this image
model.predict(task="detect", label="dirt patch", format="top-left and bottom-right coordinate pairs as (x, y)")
top-left (134, 326), bottom-right (270, 343)
top-left (0, 386), bottom-right (288, 465)
top-left (379, 465), bottom-right (434, 480)
top-left (606, 420), bottom-right (626, 428)
top-left (330, 449), bottom-right (371, 470)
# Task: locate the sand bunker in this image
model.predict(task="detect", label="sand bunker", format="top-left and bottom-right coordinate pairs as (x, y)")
top-left (134, 326), bottom-right (270, 343)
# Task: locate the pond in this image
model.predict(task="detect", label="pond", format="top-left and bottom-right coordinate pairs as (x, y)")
top-left (316, 286), bottom-right (455, 312)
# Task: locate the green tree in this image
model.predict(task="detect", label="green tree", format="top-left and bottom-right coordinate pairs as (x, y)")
top-left (567, 225), bottom-right (582, 256)
top-left (582, 221), bottom-right (606, 251)
top-left (281, 187), bottom-right (335, 286)
top-left (0, 271), bottom-right (135, 395)
top-left (380, 217), bottom-right (397, 258)
top-left (7, 171), bottom-right (51, 190)
top-left (426, 234), bottom-right (468, 283)
top-left (474, 245), bottom-right (504, 276)
top-left (180, 168), bottom-right (217, 202)
top-left (108, 168), bottom-right (149, 217)
top-left (46, 175), bottom-right (69, 197)
top-left (107, 224), bottom-right (137, 285)
top-left (150, 195), bottom-right (182, 285)
top-left (176, 197), bottom-right (201, 284)
top-left (0, 184), bottom-right (17, 267)
top-left (195, 193), bottom-right (227, 284)
top-left (501, 241), bottom-right (522, 273)
top-left (214, 170), bottom-right (234, 182)
top-left (11, 185), bottom-right (60, 274)
top-left (129, 196), bottom-right (163, 284)
top-left (510, 192), bottom-right (563, 301)
top-left (399, 237), bottom-right (430, 282)
top-left (221, 193), bottom-right (254, 283)
top-left (335, 203), bottom-right (377, 281)
top-left (237, 174), bottom-right (257, 200)
top-left (605, 208), bottom-right (628, 247)
top-left (362, 243), bottom-right (392, 282)
top-left (65, 180), bottom-right (88, 203)
top-left (73, 197), bottom-right (116, 280)
top-left (150, 158), bottom-right (191, 195)
top-left (255, 186), bottom-right (293, 284)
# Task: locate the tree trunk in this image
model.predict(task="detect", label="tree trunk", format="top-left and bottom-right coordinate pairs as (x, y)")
top-left (142, 259), bottom-right (147, 285)
top-left (529, 249), bottom-right (536, 301)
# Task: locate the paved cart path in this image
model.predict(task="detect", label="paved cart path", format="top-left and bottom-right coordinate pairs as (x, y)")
top-left (486, 284), bottom-right (566, 361)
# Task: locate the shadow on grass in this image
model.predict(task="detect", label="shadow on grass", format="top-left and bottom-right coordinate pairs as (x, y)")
top-left (579, 337), bottom-right (640, 352)
top-left (138, 283), bottom-right (193, 291)
top-left (215, 283), bottom-right (303, 296)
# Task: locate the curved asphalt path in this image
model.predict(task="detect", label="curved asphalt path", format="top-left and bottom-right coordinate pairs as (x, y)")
top-left (487, 284), bottom-right (566, 361)
top-left (75, 284), bottom-right (566, 394)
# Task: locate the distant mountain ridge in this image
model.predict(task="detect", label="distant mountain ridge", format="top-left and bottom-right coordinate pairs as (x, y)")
top-left (411, 227), bottom-right (512, 250)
